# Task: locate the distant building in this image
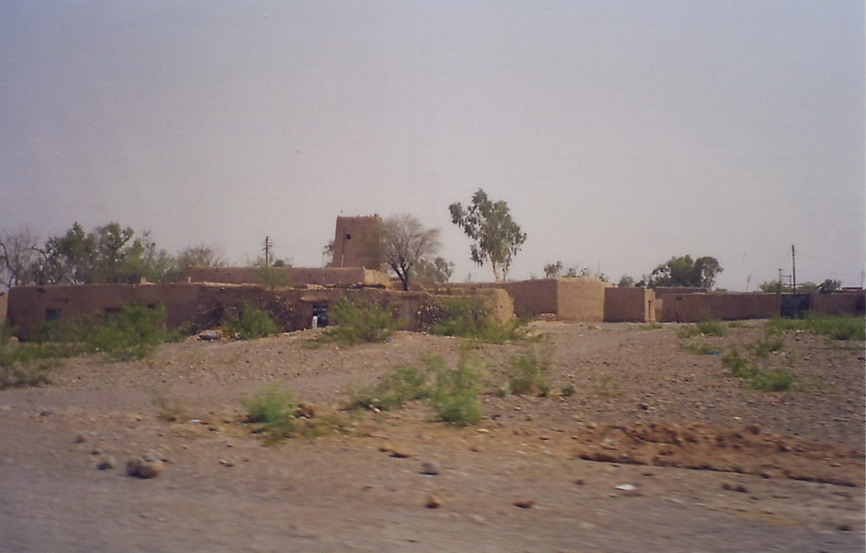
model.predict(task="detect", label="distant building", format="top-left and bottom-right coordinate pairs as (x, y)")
top-left (332, 215), bottom-right (383, 271)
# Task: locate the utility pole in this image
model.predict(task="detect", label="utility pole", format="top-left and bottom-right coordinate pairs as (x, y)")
top-left (791, 245), bottom-right (796, 295)
top-left (263, 236), bottom-right (272, 267)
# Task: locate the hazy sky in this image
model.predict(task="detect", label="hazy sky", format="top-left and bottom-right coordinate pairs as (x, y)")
top-left (2, 1), bottom-right (863, 289)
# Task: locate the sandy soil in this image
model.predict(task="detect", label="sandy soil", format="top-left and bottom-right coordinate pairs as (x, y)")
top-left (1, 321), bottom-right (863, 552)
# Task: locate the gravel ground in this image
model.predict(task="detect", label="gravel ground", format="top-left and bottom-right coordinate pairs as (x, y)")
top-left (0, 320), bottom-right (863, 552)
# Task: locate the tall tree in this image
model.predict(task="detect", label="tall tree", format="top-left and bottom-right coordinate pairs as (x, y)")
top-left (414, 256), bottom-right (455, 285)
top-left (449, 189), bottom-right (527, 282)
top-left (646, 255), bottom-right (723, 289)
top-left (382, 214), bottom-right (441, 291)
top-left (0, 227), bottom-right (43, 289)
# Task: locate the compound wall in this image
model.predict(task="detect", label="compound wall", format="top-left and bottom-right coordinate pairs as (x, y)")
top-left (182, 267), bottom-right (391, 287)
top-left (604, 287), bottom-right (655, 322)
top-left (657, 293), bottom-right (780, 323)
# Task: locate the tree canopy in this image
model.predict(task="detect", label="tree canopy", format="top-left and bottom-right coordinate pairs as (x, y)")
top-left (0, 222), bottom-right (223, 288)
top-left (644, 255), bottom-right (722, 289)
top-left (382, 214), bottom-right (441, 291)
top-left (449, 189), bottom-right (527, 282)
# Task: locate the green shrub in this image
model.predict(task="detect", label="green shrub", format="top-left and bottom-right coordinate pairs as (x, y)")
top-left (680, 341), bottom-right (721, 355)
top-left (0, 357), bottom-right (56, 389)
top-left (637, 322), bottom-right (663, 330)
top-left (765, 314), bottom-right (865, 341)
top-left (721, 349), bottom-right (755, 379)
top-left (430, 296), bottom-right (528, 344)
top-left (327, 294), bottom-right (399, 345)
top-left (60, 304), bottom-right (176, 360)
top-left (428, 354), bottom-right (483, 426)
top-left (593, 374), bottom-right (623, 398)
top-left (241, 383), bottom-right (297, 443)
top-left (152, 391), bottom-right (188, 422)
top-left (748, 368), bottom-right (796, 392)
top-left (347, 365), bottom-right (430, 411)
top-left (223, 302), bottom-right (280, 340)
top-left (504, 346), bottom-right (553, 395)
top-left (560, 384), bottom-right (576, 397)
top-left (748, 333), bottom-right (785, 359)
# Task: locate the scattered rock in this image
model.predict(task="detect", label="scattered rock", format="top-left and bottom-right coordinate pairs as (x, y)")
top-left (198, 330), bottom-right (222, 341)
top-left (838, 523), bottom-right (852, 532)
top-left (126, 457), bottom-right (164, 479)
top-left (420, 461), bottom-right (440, 475)
top-left (425, 495), bottom-right (443, 509)
top-left (722, 482), bottom-right (750, 493)
top-left (74, 433), bottom-right (87, 444)
top-left (97, 456), bottom-right (117, 470)
top-left (219, 459), bottom-right (235, 468)
top-left (295, 403), bottom-right (316, 419)
top-left (513, 498), bottom-right (535, 509)
top-left (389, 448), bottom-right (413, 458)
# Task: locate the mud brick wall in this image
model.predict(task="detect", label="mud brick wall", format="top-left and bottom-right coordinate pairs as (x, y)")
top-left (604, 287), bottom-right (655, 322)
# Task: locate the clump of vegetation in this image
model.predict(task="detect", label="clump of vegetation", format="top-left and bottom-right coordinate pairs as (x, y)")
top-left (347, 354), bottom-right (483, 427)
top-left (326, 294), bottom-right (399, 345)
top-left (223, 302), bottom-right (280, 340)
top-left (241, 383), bottom-right (298, 444)
top-left (594, 374), bottom-right (624, 398)
top-left (152, 391), bottom-right (189, 422)
top-left (0, 353), bottom-right (57, 389)
top-left (680, 341), bottom-right (721, 355)
top-left (428, 354), bottom-right (483, 426)
top-left (765, 313), bottom-right (865, 341)
top-left (560, 384), bottom-right (576, 397)
top-left (503, 346), bottom-right (553, 395)
top-left (429, 296), bottom-right (528, 343)
top-left (748, 368), bottom-right (796, 392)
top-left (637, 322), bottom-right (662, 330)
top-left (81, 304), bottom-right (179, 360)
top-left (347, 365), bottom-right (430, 411)
top-left (748, 332), bottom-right (785, 359)
top-left (677, 319), bottom-right (727, 339)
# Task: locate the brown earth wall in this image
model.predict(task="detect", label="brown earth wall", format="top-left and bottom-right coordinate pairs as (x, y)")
top-left (604, 287), bottom-right (655, 322)
top-left (658, 293), bottom-right (780, 323)
top-left (182, 267), bottom-right (390, 287)
top-left (555, 279), bottom-right (609, 321)
top-left (500, 280), bottom-right (559, 318)
top-left (0, 291), bottom-right (7, 328)
top-left (6, 284), bottom-right (444, 340)
top-left (810, 292), bottom-right (865, 316)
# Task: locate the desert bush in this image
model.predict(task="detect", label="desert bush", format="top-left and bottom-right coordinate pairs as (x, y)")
top-left (223, 302), bottom-right (280, 340)
top-left (593, 374), bottom-right (624, 398)
top-left (60, 304), bottom-right (177, 360)
top-left (765, 313), bottom-right (865, 341)
top-left (637, 322), bottom-right (662, 330)
top-left (327, 294), bottom-right (399, 345)
top-left (152, 391), bottom-right (189, 422)
top-left (241, 383), bottom-right (298, 443)
top-left (427, 354), bottom-right (483, 426)
top-left (680, 341), bottom-right (721, 355)
top-left (430, 296), bottom-right (528, 344)
top-left (347, 365), bottom-right (430, 411)
top-left (721, 349), bottom-right (755, 379)
top-left (0, 356), bottom-right (56, 389)
top-left (560, 384), bottom-right (576, 397)
top-left (504, 346), bottom-right (553, 395)
top-left (748, 333), bottom-right (785, 359)
top-left (677, 319), bottom-right (727, 339)
top-left (748, 368), bottom-right (796, 392)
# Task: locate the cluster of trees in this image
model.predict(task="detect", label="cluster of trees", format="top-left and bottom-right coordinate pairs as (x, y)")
top-left (758, 278), bottom-right (841, 294)
top-left (0, 223), bottom-right (222, 289)
top-left (542, 261), bottom-right (609, 282)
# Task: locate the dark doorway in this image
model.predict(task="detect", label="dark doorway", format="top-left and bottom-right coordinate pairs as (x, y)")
top-left (780, 294), bottom-right (810, 318)
top-left (312, 303), bottom-right (329, 327)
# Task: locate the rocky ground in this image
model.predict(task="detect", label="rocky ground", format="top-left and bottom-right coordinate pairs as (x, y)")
top-left (0, 320), bottom-right (863, 552)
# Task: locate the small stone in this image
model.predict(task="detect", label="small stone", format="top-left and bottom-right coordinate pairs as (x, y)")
top-left (420, 461), bottom-right (440, 475)
top-left (126, 458), bottom-right (164, 479)
top-left (74, 433), bottom-right (87, 444)
top-left (574, 478), bottom-right (585, 486)
top-left (838, 523), bottom-right (852, 532)
top-left (513, 498), bottom-right (535, 509)
top-left (97, 456), bottom-right (116, 470)
top-left (390, 448), bottom-right (413, 458)
top-left (219, 459), bottom-right (235, 468)
top-left (425, 495), bottom-right (443, 509)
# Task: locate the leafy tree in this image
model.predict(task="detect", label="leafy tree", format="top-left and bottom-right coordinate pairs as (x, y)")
top-left (414, 256), bottom-right (455, 285)
top-left (0, 227), bottom-right (43, 289)
top-left (543, 261), bottom-right (563, 278)
top-left (618, 275), bottom-right (636, 288)
top-left (382, 214), bottom-right (441, 291)
top-left (449, 189), bottom-right (527, 282)
top-left (646, 255), bottom-right (723, 289)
